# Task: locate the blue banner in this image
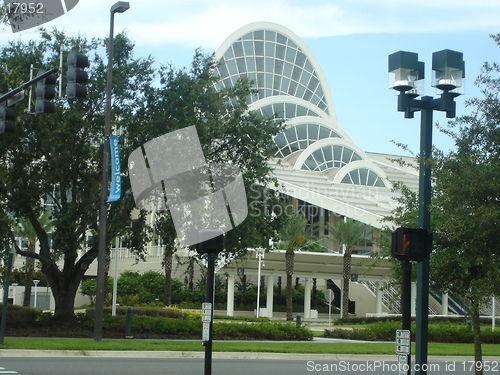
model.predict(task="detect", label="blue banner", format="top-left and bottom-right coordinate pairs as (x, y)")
top-left (107, 135), bottom-right (121, 202)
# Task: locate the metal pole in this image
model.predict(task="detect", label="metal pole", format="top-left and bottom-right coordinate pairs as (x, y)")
top-left (415, 98), bottom-right (433, 375)
top-left (33, 280), bottom-right (40, 308)
top-left (492, 297), bottom-right (496, 332)
top-left (401, 260), bottom-right (412, 375)
top-left (0, 248), bottom-right (14, 345)
top-left (112, 236), bottom-right (119, 316)
top-left (94, 7), bottom-right (116, 342)
top-left (256, 251), bottom-right (262, 318)
top-left (204, 252), bottom-right (216, 375)
top-left (0, 66), bottom-right (59, 105)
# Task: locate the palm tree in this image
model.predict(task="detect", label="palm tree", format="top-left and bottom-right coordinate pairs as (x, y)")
top-left (329, 218), bottom-right (367, 318)
top-left (16, 211), bottom-right (53, 306)
top-left (280, 214), bottom-right (309, 320)
top-left (154, 212), bottom-right (177, 306)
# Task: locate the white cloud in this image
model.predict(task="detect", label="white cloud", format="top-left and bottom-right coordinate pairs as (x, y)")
top-left (3, 0), bottom-right (499, 48)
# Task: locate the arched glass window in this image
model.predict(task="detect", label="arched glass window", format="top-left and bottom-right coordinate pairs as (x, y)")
top-left (214, 29), bottom-right (329, 113)
top-left (340, 168), bottom-right (386, 187)
top-left (273, 124), bottom-right (340, 158)
top-left (256, 103), bottom-right (321, 120)
top-left (301, 145), bottom-right (362, 171)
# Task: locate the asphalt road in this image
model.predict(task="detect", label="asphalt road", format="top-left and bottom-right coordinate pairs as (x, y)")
top-left (0, 356), bottom-right (499, 375)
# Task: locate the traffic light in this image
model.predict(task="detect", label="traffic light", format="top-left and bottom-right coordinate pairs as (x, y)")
top-left (0, 102), bottom-right (16, 133)
top-left (66, 52), bottom-right (88, 99)
top-left (35, 71), bottom-right (58, 114)
top-left (392, 227), bottom-right (432, 262)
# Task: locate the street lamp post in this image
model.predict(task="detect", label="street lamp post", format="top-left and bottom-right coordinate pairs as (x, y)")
top-left (255, 248), bottom-right (265, 318)
top-left (389, 49), bottom-right (464, 375)
top-left (94, 1), bottom-right (130, 342)
top-left (33, 280), bottom-right (40, 308)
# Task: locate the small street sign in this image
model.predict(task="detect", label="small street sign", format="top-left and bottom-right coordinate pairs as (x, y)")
top-left (398, 354), bottom-right (408, 375)
top-left (325, 289), bottom-right (334, 303)
top-left (202, 302), bottom-right (212, 322)
top-left (202, 322), bottom-right (210, 342)
top-left (395, 329), bottom-right (411, 355)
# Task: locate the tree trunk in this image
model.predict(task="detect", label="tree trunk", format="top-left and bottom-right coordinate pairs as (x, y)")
top-left (187, 258), bottom-right (194, 292)
top-left (276, 276), bottom-right (282, 305)
top-left (286, 273), bottom-right (293, 321)
top-left (285, 248), bottom-right (294, 321)
top-left (50, 274), bottom-right (83, 322)
top-left (312, 278), bottom-right (317, 309)
top-left (240, 275), bottom-right (247, 305)
top-left (163, 249), bottom-right (173, 306)
top-left (23, 243), bottom-right (36, 307)
top-left (342, 250), bottom-right (352, 318)
top-left (470, 299), bottom-right (483, 375)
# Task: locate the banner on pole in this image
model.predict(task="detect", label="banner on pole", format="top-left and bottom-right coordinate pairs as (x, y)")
top-left (108, 135), bottom-right (121, 202)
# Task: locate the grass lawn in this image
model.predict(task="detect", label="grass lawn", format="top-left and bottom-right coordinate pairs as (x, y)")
top-left (1, 338), bottom-right (499, 357)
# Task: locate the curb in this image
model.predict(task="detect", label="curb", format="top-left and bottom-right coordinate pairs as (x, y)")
top-left (0, 350), bottom-right (498, 362)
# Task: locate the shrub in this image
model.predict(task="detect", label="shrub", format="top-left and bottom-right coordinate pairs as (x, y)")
top-left (324, 320), bottom-right (500, 344)
top-left (0, 304), bottom-right (44, 327)
top-left (213, 321), bottom-right (313, 341)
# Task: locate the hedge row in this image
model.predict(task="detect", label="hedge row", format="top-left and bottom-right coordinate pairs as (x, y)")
top-left (0, 304), bottom-right (312, 340)
top-left (333, 316), bottom-right (500, 325)
top-left (323, 319), bottom-right (500, 343)
top-left (85, 306), bottom-right (201, 320)
top-left (82, 313), bottom-right (312, 340)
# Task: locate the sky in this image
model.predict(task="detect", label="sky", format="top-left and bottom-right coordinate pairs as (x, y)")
top-left (2, 0), bottom-right (500, 156)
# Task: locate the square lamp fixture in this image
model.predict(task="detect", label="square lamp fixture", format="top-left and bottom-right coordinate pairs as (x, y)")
top-left (432, 49), bottom-right (465, 95)
top-left (388, 51), bottom-right (425, 97)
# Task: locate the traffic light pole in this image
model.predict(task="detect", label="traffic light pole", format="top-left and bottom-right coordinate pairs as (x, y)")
top-left (401, 260), bottom-right (412, 375)
top-left (0, 67), bottom-right (59, 104)
top-left (204, 252), bottom-right (216, 375)
top-left (415, 99), bottom-right (433, 375)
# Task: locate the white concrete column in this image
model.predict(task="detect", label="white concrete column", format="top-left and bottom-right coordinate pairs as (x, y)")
top-left (304, 277), bottom-right (312, 319)
top-left (227, 274), bottom-right (235, 317)
top-left (441, 293), bottom-right (449, 316)
top-left (375, 281), bottom-right (383, 315)
top-left (411, 282), bottom-right (417, 316)
top-left (266, 274), bottom-right (274, 318)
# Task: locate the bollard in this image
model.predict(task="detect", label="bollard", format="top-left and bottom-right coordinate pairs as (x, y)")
top-left (125, 307), bottom-right (133, 338)
top-left (296, 313), bottom-right (302, 328)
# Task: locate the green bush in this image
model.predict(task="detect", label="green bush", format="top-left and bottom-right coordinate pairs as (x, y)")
top-left (214, 321), bottom-right (313, 341)
top-left (83, 308), bottom-right (312, 340)
top-left (323, 319), bottom-right (500, 344)
top-left (86, 306), bottom-right (200, 320)
top-left (0, 304), bottom-right (44, 327)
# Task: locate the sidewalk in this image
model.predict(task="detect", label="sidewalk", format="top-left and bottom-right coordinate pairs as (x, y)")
top-left (0, 348), bottom-right (498, 363)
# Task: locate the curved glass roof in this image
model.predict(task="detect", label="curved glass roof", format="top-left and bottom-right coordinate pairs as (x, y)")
top-left (301, 145), bottom-right (362, 172)
top-left (214, 23), bottom-right (388, 189)
top-left (255, 102), bottom-right (322, 120)
top-left (273, 123), bottom-right (340, 158)
top-left (214, 29), bottom-right (329, 114)
top-left (341, 168), bottom-right (386, 187)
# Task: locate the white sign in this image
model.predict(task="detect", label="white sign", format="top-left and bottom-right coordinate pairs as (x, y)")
top-left (325, 289), bottom-right (334, 303)
top-left (202, 302), bottom-right (212, 322)
top-left (395, 330), bottom-right (411, 355)
top-left (202, 321), bottom-right (210, 342)
top-left (398, 354), bottom-right (408, 375)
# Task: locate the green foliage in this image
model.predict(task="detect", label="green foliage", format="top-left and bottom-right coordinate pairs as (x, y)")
top-left (0, 28), bottom-right (284, 321)
top-left (82, 307), bottom-right (312, 340)
top-left (328, 219), bottom-right (368, 253)
top-left (213, 321), bottom-right (312, 341)
top-left (324, 319), bottom-right (500, 344)
top-left (0, 304), bottom-right (44, 327)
